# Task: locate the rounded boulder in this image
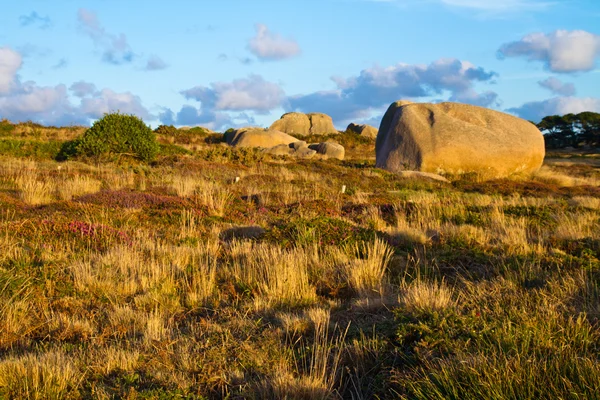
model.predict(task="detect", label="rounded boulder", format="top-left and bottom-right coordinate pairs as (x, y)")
top-left (375, 101), bottom-right (545, 179)
top-left (226, 127), bottom-right (298, 148)
top-left (270, 112), bottom-right (337, 136)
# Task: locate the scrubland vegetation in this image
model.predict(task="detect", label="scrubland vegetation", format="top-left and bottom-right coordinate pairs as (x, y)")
top-left (1, 116), bottom-right (600, 399)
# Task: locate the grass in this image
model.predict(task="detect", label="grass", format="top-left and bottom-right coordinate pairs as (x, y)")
top-left (0, 123), bottom-right (600, 398)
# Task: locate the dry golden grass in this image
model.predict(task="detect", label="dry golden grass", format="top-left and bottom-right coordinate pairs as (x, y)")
top-left (56, 174), bottom-right (102, 201)
top-left (14, 169), bottom-right (54, 205)
top-left (534, 165), bottom-right (600, 187)
top-left (401, 278), bottom-right (454, 314)
top-left (345, 238), bottom-right (393, 298)
top-left (192, 179), bottom-right (233, 216)
top-left (554, 211), bottom-right (598, 240)
top-left (171, 174), bottom-right (197, 197)
top-left (1, 145), bottom-right (600, 398)
top-left (0, 351), bottom-right (83, 399)
top-left (228, 242), bottom-right (317, 309)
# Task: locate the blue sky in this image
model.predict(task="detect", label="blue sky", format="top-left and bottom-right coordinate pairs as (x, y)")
top-left (1, 0), bottom-right (599, 130)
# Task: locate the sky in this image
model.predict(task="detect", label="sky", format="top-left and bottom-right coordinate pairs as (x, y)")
top-left (1, 0), bottom-right (600, 130)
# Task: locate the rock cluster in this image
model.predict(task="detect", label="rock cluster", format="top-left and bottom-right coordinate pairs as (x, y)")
top-left (225, 127), bottom-right (345, 160)
top-left (269, 112), bottom-right (337, 136)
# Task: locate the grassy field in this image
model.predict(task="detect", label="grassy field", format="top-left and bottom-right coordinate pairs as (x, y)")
top-left (0, 121), bottom-right (599, 399)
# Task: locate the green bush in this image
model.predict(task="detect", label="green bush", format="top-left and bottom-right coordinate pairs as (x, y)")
top-left (77, 113), bottom-right (158, 162)
top-left (0, 119), bottom-right (15, 136)
top-left (154, 124), bottom-right (178, 136)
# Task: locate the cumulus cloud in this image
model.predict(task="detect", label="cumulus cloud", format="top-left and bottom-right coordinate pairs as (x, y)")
top-left (19, 11), bottom-right (52, 29)
top-left (538, 77), bottom-right (576, 96)
top-left (77, 8), bottom-right (135, 65)
top-left (144, 55), bottom-right (168, 71)
top-left (288, 58), bottom-right (499, 124)
top-left (0, 46), bottom-right (151, 126)
top-left (181, 75), bottom-right (285, 114)
top-left (248, 24), bottom-right (301, 61)
top-left (158, 106), bottom-right (255, 130)
top-left (80, 89), bottom-right (150, 120)
top-left (498, 30), bottom-right (600, 73)
top-left (508, 97), bottom-right (600, 122)
top-left (69, 81), bottom-right (97, 98)
top-left (0, 47), bottom-right (22, 94)
top-left (160, 75), bottom-right (282, 129)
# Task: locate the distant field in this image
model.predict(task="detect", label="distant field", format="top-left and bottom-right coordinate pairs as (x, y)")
top-left (0, 122), bottom-right (599, 399)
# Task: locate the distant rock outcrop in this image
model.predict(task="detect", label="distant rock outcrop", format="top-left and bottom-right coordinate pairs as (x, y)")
top-left (225, 127), bottom-right (298, 148)
top-left (270, 112), bottom-right (337, 136)
top-left (376, 101), bottom-right (545, 179)
top-left (346, 123), bottom-right (378, 139)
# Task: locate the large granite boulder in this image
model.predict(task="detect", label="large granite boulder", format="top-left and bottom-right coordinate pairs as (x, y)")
top-left (346, 123), bottom-right (378, 139)
top-left (226, 127), bottom-right (298, 148)
top-left (270, 112), bottom-right (337, 136)
top-left (376, 101), bottom-right (545, 179)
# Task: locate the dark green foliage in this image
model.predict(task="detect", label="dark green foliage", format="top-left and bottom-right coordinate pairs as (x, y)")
top-left (56, 139), bottom-right (81, 161)
top-left (77, 112), bottom-right (158, 162)
top-left (538, 112), bottom-right (600, 149)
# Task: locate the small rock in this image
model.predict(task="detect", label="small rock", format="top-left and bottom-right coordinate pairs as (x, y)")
top-left (220, 226), bottom-right (266, 242)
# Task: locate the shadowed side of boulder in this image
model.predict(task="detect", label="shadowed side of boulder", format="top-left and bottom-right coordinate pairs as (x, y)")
top-left (347, 123), bottom-right (378, 139)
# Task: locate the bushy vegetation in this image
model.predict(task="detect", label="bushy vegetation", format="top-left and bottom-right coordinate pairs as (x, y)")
top-left (0, 117), bottom-right (600, 398)
top-left (76, 112), bottom-right (159, 162)
top-left (538, 111), bottom-right (600, 149)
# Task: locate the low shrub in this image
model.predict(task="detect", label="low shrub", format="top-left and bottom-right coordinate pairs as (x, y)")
top-left (76, 112), bottom-right (158, 162)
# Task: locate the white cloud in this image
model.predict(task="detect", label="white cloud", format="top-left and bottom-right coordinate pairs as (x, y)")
top-left (80, 89), bottom-right (150, 120)
top-left (161, 75), bottom-right (284, 129)
top-left (498, 30), bottom-right (600, 73)
top-left (288, 58), bottom-right (499, 124)
top-left (508, 96), bottom-right (600, 122)
top-left (0, 47), bottom-right (22, 94)
top-left (538, 77), bottom-right (576, 96)
top-left (181, 75), bottom-right (285, 113)
top-left (248, 24), bottom-right (301, 61)
top-left (0, 46), bottom-right (152, 126)
top-left (69, 81), bottom-right (97, 98)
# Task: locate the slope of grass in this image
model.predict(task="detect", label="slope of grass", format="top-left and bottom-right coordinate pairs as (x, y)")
top-left (0, 126), bottom-right (599, 398)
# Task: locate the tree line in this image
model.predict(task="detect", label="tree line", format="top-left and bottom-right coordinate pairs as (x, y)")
top-left (536, 112), bottom-right (600, 149)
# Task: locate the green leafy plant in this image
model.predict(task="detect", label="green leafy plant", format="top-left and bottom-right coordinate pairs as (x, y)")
top-left (154, 124), bottom-right (178, 136)
top-left (77, 112), bottom-right (158, 162)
